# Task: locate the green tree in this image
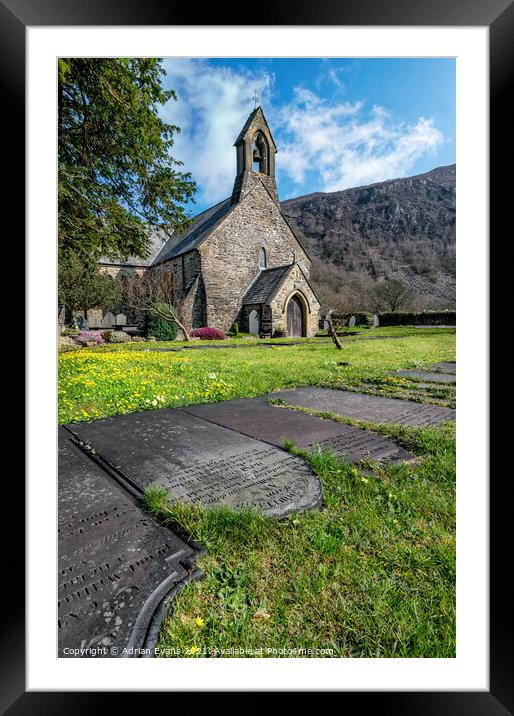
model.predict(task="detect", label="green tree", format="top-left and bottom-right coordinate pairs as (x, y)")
top-left (58, 252), bottom-right (122, 321)
top-left (58, 58), bottom-right (196, 261)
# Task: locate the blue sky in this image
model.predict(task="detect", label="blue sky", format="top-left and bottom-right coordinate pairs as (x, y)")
top-left (160, 58), bottom-right (455, 215)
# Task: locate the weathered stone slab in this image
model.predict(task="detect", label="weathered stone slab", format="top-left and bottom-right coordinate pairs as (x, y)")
top-left (269, 388), bottom-right (455, 426)
top-left (58, 428), bottom-right (198, 658)
top-left (430, 361), bottom-right (456, 374)
top-left (182, 398), bottom-right (413, 463)
top-left (395, 369), bottom-right (456, 384)
top-left (67, 409), bottom-right (322, 518)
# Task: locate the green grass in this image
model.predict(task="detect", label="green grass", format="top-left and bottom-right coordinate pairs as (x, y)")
top-left (95, 324), bottom-right (455, 350)
top-left (144, 420), bottom-right (456, 658)
top-left (58, 329), bottom-right (455, 423)
top-left (58, 327), bottom-right (456, 656)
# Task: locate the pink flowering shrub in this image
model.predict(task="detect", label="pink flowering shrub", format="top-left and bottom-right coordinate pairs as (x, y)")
top-left (74, 330), bottom-right (105, 346)
top-left (189, 327), bottom-right (225, 341)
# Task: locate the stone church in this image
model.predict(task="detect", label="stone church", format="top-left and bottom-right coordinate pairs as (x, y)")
top-left (98, 107), bottom-right (321, 337)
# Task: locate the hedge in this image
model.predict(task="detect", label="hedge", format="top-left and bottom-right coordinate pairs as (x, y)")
top-left (329, 312), bottom-right (374, 327)
top-left (378, 311), bottom-right (456, 326)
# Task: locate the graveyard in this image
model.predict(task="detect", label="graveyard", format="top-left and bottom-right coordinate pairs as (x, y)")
top-left (58, 326), bottom-right (456, 657)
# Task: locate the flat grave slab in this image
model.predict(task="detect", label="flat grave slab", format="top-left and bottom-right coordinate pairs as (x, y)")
top-left (269, 387), bottom-right (455, 426)
top-left (182, 398), bottom-right (412, 463)
top-left (430, 361), bottom-right (456, 374)
top-left (395, 369), bottom-right (456, 384)
top-left (67, 410), bottom-right (322, 518)
top-left (58, 428), bottom-right (198, 658)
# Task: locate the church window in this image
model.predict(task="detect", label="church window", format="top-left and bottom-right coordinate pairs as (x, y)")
top-left (259, 246), bottom-right (267, 269)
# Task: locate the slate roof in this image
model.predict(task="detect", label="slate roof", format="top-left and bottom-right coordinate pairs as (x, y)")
top-left (242, 264), bottom-right (293, 305)
top-left (99, 227), bottom-right (171, 267)
top-left (152, 198), bottom-right (233, 264)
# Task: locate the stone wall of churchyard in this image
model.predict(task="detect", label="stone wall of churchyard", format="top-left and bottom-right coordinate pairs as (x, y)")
top-left (269, 266), bottom-right (321, 337)
top-left (200, 180), bottom-right (312, 333)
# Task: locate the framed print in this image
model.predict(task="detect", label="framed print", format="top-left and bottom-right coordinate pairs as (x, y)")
top-left (3, 0), bottom-right (511, 710)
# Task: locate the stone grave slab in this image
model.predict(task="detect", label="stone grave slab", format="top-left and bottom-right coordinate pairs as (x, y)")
top-left (269, 387), bottom-right (455, 426)
top-left (58, 428), bottom-right (199, 658)
top-left (182, 398), bottom-right (413, 463)
top-left (395, 369), bottom-right (456, 384)
top-left (66, 409), bottom-right (322, 518)
top-left (430, 361), bottom-right (456, 374)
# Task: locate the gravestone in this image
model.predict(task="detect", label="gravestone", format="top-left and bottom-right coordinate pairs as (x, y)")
top-left (182, 398), bottom-right (413, 463)
top-left (248, 309), bottom-right (260, 335)
top-left (373, 314), bottom-right (380, 327)
top-left (67, 408), bottom-right (323, 518)
top-left (101, 311), bottom-right (115, 328)
top-left (348, 316), bottom-right (356, 327)
top-left (430, 361), bottom-right (456, 374)
top-left (58, 428), bottom-right (199, 657)
top-left (269, 387), bottom-right (455, 426)
top-left (115, 313), bottom-right (127, 327)
top-left (395, 369), bottom-right (456, 384)
top-left (76, 315), bottom-right (88, 330)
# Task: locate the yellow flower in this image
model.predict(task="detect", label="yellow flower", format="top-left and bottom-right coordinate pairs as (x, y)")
top-left (360, 477), bottom-right (369, 484)
top-left (195, 617), bottom-right (204, 627)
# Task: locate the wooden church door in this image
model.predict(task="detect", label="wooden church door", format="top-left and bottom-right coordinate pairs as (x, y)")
top-left (287, 295), bottom-right (304, 337)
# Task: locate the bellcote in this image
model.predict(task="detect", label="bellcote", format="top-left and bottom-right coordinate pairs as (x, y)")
top-left (231, 106), bottom-right (279, 205)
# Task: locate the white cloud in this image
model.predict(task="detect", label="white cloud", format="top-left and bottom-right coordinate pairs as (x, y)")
top-left (161, 59), bottom-right (274, 205)
top-left (160, 60), bottom-right (444, 206)
top-left (276, 90), bottom-right (443, 192)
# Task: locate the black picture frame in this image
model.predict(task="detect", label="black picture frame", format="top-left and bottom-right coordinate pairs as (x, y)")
top-left (6, 0), bottom-right (511, 711)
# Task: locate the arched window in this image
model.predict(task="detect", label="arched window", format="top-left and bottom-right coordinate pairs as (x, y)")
top-left (259, 246), bottom-right (267, 269)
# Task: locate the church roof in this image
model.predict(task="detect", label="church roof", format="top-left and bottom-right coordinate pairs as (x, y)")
top-left (152, 198), bottom-right (233, 264)
top-left (242, 264), bottom-right (293, 305)
top-left (99, 227), bottom-right (171, 267)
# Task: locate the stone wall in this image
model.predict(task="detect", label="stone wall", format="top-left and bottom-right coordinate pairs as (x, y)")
top-left (200, 180), bottom-right (313, 333)
top-left (97, 259), bottom-right (206, 333)
top-left (166, 251), bottom-right (205, 330)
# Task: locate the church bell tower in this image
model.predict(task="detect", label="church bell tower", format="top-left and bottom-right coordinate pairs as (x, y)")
top-left (231, 106), bottom-right (279, 205)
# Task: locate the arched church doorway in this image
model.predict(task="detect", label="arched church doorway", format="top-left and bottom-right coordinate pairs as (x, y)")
top-left (287, 294), bottom-right (305, 337)
top-left (248, 308), bottom-right (260, 335)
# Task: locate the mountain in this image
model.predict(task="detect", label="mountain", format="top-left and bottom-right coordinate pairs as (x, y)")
top-left (281, 165), bottom-right (456, 309)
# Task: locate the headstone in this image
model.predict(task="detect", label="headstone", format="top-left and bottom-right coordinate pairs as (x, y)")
top-left (373, 314), bottom-right (379, 327)
top-left (58, 428), bottom-right (200, 657)
top-left (183, 398), bottom-right (413, 463)
top-left (323, 319), bottom-right (329, 330)
top-left (67, 409), bottom-right (323, 519)
top-left (101, 311), bottom-right (115, 328)
top-left (87, 309), bottom-right (103, 328)
top-left (395, 369), bottom-right (456, 384)
top-left (348, 315), bottom-right (356, 327)
top-left (269, 387), bottom-right (455, 426)
top-left (76, 315), bottom-right (88, 330)
top-left (248, 309), bottom-right (260, 335)
top-left (115, 313), bottom-right (127, 326)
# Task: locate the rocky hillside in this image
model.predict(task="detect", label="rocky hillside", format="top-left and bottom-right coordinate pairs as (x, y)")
top-left (281, 165), bottom-right (456, 307)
